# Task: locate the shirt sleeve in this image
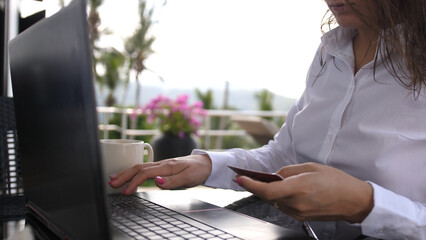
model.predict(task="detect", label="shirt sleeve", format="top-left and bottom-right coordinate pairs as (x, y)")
top-left (361, 182), bottom-right (426, 239)
top-left (192, 95), bottom-right (305, 190)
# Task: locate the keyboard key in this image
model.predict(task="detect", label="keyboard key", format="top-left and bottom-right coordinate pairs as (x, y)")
top-left (169, 237), bottom-right (185, 240)
top-left (209, 229), bottom-right (225, 235)
top-left (181, 233), bottom-right (197, 238)
top-left (199, 233), bottom-right (215, 238)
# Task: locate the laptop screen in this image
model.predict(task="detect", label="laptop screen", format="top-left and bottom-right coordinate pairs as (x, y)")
top-left (9, 0), bottom-right (111, 239)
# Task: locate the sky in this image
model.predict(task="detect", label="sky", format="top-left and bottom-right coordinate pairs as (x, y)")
top-left (40, 0), bottom-right (329, 99)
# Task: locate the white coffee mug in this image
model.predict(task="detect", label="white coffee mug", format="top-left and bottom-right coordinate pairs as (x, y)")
top-left (100, 139), bottom-right (154, 194)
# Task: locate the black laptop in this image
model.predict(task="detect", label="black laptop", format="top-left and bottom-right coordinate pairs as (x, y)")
top-left (8, 0), bottom-right (310, 239)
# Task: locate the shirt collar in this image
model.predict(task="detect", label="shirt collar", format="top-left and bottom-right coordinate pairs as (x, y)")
top-left (321, 27), bottom-right (358, 68)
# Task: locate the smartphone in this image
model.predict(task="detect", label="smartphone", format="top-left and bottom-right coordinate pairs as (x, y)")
top-left (228, 165), bottom-right (283, 183)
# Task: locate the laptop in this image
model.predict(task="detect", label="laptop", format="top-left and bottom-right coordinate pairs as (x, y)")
top-left (8, 0), bottom-right (311, 239)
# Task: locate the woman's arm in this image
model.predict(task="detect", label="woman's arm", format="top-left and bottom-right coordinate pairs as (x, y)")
top-left (235, 162), bottom-right (426, 239)
top-left (361, 182), bottom-right (426, 239)
top-left (197, 95), bottom-right (305, 190)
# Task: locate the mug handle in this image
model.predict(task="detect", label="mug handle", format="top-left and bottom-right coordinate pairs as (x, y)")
top-left (142, 143), bottom-right (154, 163)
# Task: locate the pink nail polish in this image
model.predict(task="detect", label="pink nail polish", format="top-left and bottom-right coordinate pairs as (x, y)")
top-left (121, 187), bottom-right (127, 195)
top-left (155, 176), bottom-right (165, 185)
top-left (235, 178), bottom-right (243, 187)
top-left (108, 179), bottom-right (116, 185)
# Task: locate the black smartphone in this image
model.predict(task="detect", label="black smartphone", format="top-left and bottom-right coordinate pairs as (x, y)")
top-left (228, 165), bottom-right (283, 183)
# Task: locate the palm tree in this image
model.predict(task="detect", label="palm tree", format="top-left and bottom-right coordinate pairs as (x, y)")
top-left (195, 88), bottom-right (215, 110)
top-left (255, 89), bottom-right (274, 120)
top-left (98, 48), bottom-right (125, 106)
top-left (125, 0), bottom-right (156, 108)
top-left (256, 89), bottom-right (274, 110)
top-left (87, 0), bottom-right (103, 84)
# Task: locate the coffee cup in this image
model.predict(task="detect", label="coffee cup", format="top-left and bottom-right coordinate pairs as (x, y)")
top-left (100, 139), bottom-right (154, 194)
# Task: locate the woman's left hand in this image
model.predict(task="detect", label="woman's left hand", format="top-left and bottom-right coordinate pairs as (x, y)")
top-left (235, 162), bottom-right (374, 223)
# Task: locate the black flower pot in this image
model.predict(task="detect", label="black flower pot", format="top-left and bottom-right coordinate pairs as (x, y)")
top-left (152, 133), bottom-right (198, 162)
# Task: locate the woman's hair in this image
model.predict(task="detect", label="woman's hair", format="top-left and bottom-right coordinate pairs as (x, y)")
top-left (321, 0), bottom-right (426, 96)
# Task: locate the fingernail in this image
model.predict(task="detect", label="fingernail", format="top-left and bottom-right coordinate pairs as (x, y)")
top-left (233, 177), bottom-right (243, 187)
top-left (110, 173), bottom-right (118, 179)
top-left (121, 187), bottom-right (127, 195)
top-left (108, 179), bottom-right (116, 185)
top-left (155, 176), bottom-right (165, 185)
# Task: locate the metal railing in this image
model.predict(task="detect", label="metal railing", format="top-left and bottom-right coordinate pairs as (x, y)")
top-left (97, 107), bottom-right (287, 150)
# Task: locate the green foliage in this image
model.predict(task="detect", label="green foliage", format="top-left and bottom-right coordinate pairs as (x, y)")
top-left (98, 48), bottom-right (126, 106)
top-left (275, 116), bottom-right (286, 128)
top-left (193, 90), bottom-right (260, 149)
top-left (125, 0), bottom-right (156, 107)
top-left (255, 89), bottom-right (274, 110)
top-left (195, 88), bottom-right (221, 130)
top-left (255, 89), bottom-right (286, 136)
top-left (195, 88), bottom-right (215, 110)
top-left (222, 122), bottom-right (260, 149)
top-left (140, 179), bottom-right (156, 187)
top-left (255, 89), bottom-right (274, 122)
top-left (87, 0), bottom-right (160, 108)
top-left (87, 0), bottom-right (103, 85)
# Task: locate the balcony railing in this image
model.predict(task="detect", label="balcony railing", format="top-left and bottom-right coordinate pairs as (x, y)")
top-left (97, 107), bottom-right (287, 151)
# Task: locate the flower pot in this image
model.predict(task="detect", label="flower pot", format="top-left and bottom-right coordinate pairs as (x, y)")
top-left (152, 133), bottom-right (198, 162)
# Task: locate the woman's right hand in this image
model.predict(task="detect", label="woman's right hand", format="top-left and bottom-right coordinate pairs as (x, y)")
top-left (108, 154), bottom-right (212, 195)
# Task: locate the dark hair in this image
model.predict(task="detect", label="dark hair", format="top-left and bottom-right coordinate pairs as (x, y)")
top-left (321, 0), bottom-right (426, 96)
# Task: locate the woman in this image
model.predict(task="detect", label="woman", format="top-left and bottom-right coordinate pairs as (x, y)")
top-left (110, 0), bottom-right (426, 239)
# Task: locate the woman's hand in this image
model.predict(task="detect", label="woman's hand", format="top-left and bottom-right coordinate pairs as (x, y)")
top-left (109, 154), bottom-right (212, 195)
top-left (235, 162), bottom-right (374, 223)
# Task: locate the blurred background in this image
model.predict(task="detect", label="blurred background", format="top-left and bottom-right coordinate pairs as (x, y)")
top-left (2, 0), bottom-right (328, 109)
top-left (1, 0), bottom-right (331, 151)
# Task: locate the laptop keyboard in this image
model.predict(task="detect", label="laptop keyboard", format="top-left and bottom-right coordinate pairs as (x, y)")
top-left (108, 194), bottom-right (242, 240)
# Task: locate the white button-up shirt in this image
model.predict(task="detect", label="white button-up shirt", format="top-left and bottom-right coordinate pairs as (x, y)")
top-left (197, 26), bottom-right (426, 239)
